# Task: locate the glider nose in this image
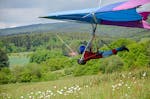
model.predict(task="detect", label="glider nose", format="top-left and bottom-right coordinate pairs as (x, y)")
top-left (39, 16), bottom-right (48, 18)
top-left (39, 16), bottom-right (50, 19)
top-left (39, 16), bottom-right (58, 19)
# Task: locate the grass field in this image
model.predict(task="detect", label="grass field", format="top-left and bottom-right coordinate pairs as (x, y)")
top-left (8, 52), bottom-right (30, 66)
top-left (0, 68), bottom-right (149, 99)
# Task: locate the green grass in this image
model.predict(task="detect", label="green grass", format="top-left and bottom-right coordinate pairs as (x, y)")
top-left (8, 52), bottom-right (31, 66)
top-left (0, 68), bottom-right (149, 99)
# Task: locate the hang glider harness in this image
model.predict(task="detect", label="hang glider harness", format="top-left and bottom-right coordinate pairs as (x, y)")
top-left (80, 12), bottom-right (101, 61)
top-left (80, 23), bottom-right (97, 61)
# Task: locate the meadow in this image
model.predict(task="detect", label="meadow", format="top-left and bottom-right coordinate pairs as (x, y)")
top-left (0, 68), bottom-right (149, 99)
top-left (8, 52), bottom-right (30, 66)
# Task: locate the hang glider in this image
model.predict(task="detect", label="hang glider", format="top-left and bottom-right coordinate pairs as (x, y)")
top-left (40, 0), bottom-right (150, 29)
top-left (40, 0), bottom-right (150, 64)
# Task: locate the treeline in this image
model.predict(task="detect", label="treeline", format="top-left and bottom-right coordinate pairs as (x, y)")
top-left (0, 38), bottom-right (149, 84)
top-left (0, 33), bottom-right (59, 52)
top-left (0, 21), bottom-right (150, 53)
top-left (1, 30), bottom-right (149, 54)
top-left (0, 32), bottom-right (94, 53)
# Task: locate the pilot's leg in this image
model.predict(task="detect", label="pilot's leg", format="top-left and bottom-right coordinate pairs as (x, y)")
top-left (102, 46), bottom-right (129, 57)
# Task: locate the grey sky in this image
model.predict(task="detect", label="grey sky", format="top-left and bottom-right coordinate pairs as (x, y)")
top-left (0, 0), bottom-right (149, 29)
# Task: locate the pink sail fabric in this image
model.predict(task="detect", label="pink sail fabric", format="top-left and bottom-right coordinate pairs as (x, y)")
top-left (141, 20), bottom-right (150, 29)
top-left (139, 12), bottom-right (150, 20)
top-left (113, 0), bottom-right (150, 11)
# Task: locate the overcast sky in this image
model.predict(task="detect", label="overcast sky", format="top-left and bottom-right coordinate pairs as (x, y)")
top-left (0, 0), bottom-right (149, 29)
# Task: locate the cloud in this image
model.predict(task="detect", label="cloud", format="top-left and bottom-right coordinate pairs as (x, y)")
top-left (0, 0), bottom-right (44, 8)
top-left (0, 0), bottom-right (150, 29)
top-left (0, 0), bottom-right (98, 9)
top-left (0, 22), bottom-right (18, 29)
top-left (0, 0), bottom-right (99, 29)
top-left (0, 8), bottom-right (46, 23)
top-left (0, 7), bottom-right (66, 28)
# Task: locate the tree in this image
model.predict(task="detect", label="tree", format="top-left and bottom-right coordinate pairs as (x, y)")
top-left (30, 49), bottom-right (51, 64)
top-left (0, 49), bottom-right (9, 69)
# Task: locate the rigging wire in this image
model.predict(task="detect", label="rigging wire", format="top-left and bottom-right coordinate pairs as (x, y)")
top-left (100, 39), bottom-right (112, 49)
top-left (56, 33), bottom-right (77, 57)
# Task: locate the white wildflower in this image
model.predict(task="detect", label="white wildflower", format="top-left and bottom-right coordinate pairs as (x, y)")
top-left (134, 81), bottom-right (137, 84)
top-left (112, 85), bottom-right (115, 89)
top-left (38, 91), bottom-right (41, 94)
top-left (20, 96), bottom-right (24, 99)
top-left (30, 92), bottom-right (33, 95)
top-left (46, 95), bottom-right (50, 98)
top-left (64, 87), bottom-right (67, 89)
top-left (29, 96), bottom-right (32, 99)
top-left (50, 92), bottom-right (54, 96)
top-left (118, 83), bottom-right (122, 87)
top-left (54, 86), bottom-right (57, 89)
top-left (71, 86), bottom-right (74, 89)
top-left (60, 89), bottom-right (64, 92)
top-left (47, 90), bottom-right (52, 93)
top-left (57, 90), bottom-right (63, 94)
top-left (85, 85), bottom-right (88, 88)
top-left (143, 72), bottom-right (146, 77)
top-left (74, 87), bottom-right (77, 90)
top-left (68, 88), bottom-right (71, 90)
top-left (77, 88), bottom-right (81, 91)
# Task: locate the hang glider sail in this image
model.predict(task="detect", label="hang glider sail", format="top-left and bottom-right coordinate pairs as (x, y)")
top-left (40, 0), bottom-right (150, 29)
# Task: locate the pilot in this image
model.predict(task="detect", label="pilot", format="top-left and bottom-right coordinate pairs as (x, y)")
top-left (78, 45), bottom-right (129, 65)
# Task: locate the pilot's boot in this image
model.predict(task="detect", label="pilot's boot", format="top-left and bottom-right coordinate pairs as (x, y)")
top-left (117, 46), bottom-right (129, 52)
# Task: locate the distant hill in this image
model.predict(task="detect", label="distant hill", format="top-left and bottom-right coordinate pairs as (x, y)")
top-left (0, 22), bottom-right (91, 36)
top-left (0, 22), bottom-right (149, 39)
